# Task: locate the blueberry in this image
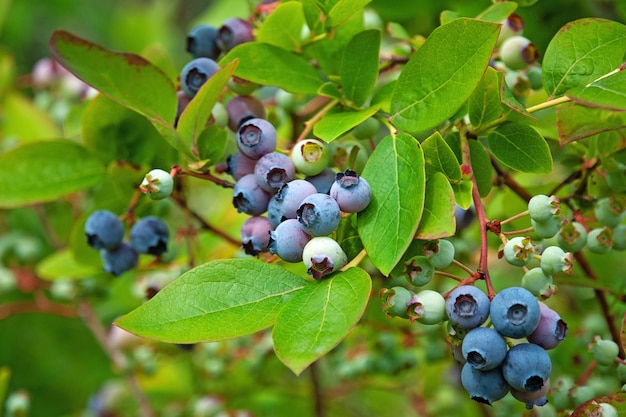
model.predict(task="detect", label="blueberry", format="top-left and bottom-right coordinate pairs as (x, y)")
top-left (130, 216), bottom-right (169, 256)
top-left (291, 139), bottom-right (330, 176)
top-left (445, 285), bottom-right (490, 329)
top-left (422, 239), bottom-right (455, 269)
top-left (225, 95), bottom-right (266, 132)
top-left (139, 169), bottom-right (174, 200)
top-left (503, 236), bottom-right (535, 267)
top-left (531, 216), bottom-right (562, 239)
top-left (462, 327), bottom-right (508, 371)
top-left (527, 302), bottom-right (567, 350)
top-left (305, 167), bottom-right (337, 194)
top-left (216, 18), bottom-right (254, 52)
top-left (240, 216), bottom-right (273, 256)
top-left (497, 13), bottom-right (524, 46)
top-left (528, 194), bottom-right (560, 223)
top-left (461, 363), bottom-right (509, 405)
top-left (237, 118), bottom-right (277, 160)
top-left (186, 24), bottom-right (220, 60)
top-left (490, 286), bottom-right (541, 338)
top-left (521, 267), bottom-right (556, 299)
top-left (586, 226), bottom-right (613, 254)
top-left (380, 286), bottom-right (414, 319)
top-left (254, 152), bottom-right (296, 192)
top-left (613, 224), bottom-right (626, 250)
top-left (540, 246), bottom-right (573, 275)
top-left (557, 221), bottom-right (587, 252)
top-left (274, 180), bottom-right (318, 220)
top-left (297, 193), bottom-right (341, 236)
top-left (301, 236), bottom-right (348, 279)
top-left (594, 196), bottom-right (626, 228)
top-left (454, 204), bottom-right (475, 232)
top-left (267, 195), bottom-right (285, 228)
top-left (232, 174), bottom-right (272, 216)
top-left (589, 336), bottom-right (619, 366)
top-left (510, 377), bottom-right (550, 409)
top-left (502, 342), bottom-right (552, 392)
top-left (329, 170), bottom-right (372, 213)
top-left (180, 57), bottom-right (220, 98)
top-left (101, 242), bottom-right (138, 276)
top-left (268, 218), bottom-right (311, 263)
top-left (402, 255), bottom-right (434, 286)
top-left (226, 151), bottom-right (257, 181)
top-left (406, 289), bottom-right (446, 325)
top-left (85, 210), bottom-right (125, 250)
top-left (499, 35), bottom-right (539, 70)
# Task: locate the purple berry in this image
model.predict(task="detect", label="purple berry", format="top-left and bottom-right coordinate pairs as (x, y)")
top-left (216, 18), bottom-right (254, 52)
top-left (237, 118), bottom-right (277, 160)
top-left (226, 152), bottom-right (257, 181)
top-left (527, 302), bottom-right (567, 350)
top-left (254, 152), bottom-right (296, 192)
top-left (274, 180), bottom-right (318, 220)
top-left (329, 169), bottom-right (372, 213)
top-left (305, 167), bottom-right (336, 194)
top-left (268, 219), bottom-right (311, 263)
top-left (232, 174), bottom-right (272, 216)
top-left (240, 216), bottom-right (273, 256)
top-left (186, 24), bottom-right (220, 60)
top-left (297, 193), bottom-right (341, 236)
top-left (226, 95), bottom-right (265, 132)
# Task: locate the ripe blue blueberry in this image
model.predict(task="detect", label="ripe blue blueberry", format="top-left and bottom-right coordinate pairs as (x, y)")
top-left (268, 219), bottom-right (311, 263)
top-left (237, 118), bottom-right (277, 160)
top-left (329, 169), bottom-right (372, 213)
top-left (305, 167), bottom-right (336, 194)
top-left (274, 180), bottom-right (318, 220)
top-left (139, 169), bottom-right (173, 200)
top-left (502, 342), bottom-right (552, 392)
top-left (240, 216), bottom-right (273, 256)
top-left (266, 195), bottom-right (285, 228)
top-left (503, 236), bottom-right (535, 267)
top-left (490, 286), bottom-right (541, 338)
top-left (216, 18), bottom-right (254, 52)
top-left (380, 286), bottom-right (414, 319)
top-left (226, 95), bottom-right (266, 132)
top-left (186, 24), bottom-right (220, 59)
top-left (101, 242), bottom-right (139, 276)
top-left (301, 237), bottom-right (347, 279)
top-left (462, 327), bottom-right (508, 371)
top-left (180, 57), bottom-right (220, 98)
top-left (225, 151), bottom-right (257, 181)
top-left (527, 302), bottom-right (567, 350)
top-left (85, 210), bottom-right (125, 250)
top-left (254, 152), bottom-right (296, 192)
top-left (454, 204), bottom-right (475, 232)
top-left (445, 285), bottom-right (490, 329)
top-left (297, 193), bottom-right (341, 236)
top-left (232, 174), bottom-right (272, 216)
top-left (461, 363), bottom-right (509, 405)
top-left (130, 216), bottom-right (169, 256)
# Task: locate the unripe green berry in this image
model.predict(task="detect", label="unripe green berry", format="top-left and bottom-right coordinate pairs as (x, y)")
top-left (140, 169), bottom-right (174, 200)
top-left (402, 255), bottom-right (434, 286)
top-left (540, 246), bottom-right (573, 275)
top-left (521, 267), bottom-right (556, 299)
top-left (527, 65), bottom-right (543, 90)
top-left (594, 196), bottom-right (626, 228)
top-left (597, 403), bottom-right (619, 417)
top-left (351, 117), bottom-right (380, 139)
top-left (532, 217), bottom-right (562, 239)
top-left (423, 239), bottom-right (455, 269)
top-left (407, 289), bottom-right (446, 325)
top-left (291, 139), bottom-right (330, 176)
top-left (380, 286), bottom-right (414, 319)
top-left (571, 385), bottom-right (596, 407)
top-left (613, 224), bottom-right (626, 250)
top-left (302, 237), bottom-right (347, 279)
top-left (503, 236), bottom-right (535, 266)
top-left (618, 363), bottom-right (626, 382)
top-left (589, 336), bottom-right (619, 366)
top-left (557, 221), bottom-right (587, 252)
top-left (587, 227), bottom-right (613, 254)
top-left (500, 35), bottom-right (539, 70)
top-left (528, 194), bottom-right (560, 222)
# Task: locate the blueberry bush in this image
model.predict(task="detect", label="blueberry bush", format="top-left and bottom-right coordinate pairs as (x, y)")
top-left (2, 0), bottom-right (626, 416)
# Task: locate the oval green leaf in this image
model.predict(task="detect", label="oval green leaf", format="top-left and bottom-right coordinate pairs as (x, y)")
top-left (115, 259), bottom-right (307, 343)
top-left (556, 102), bottom-right (626, 145)
top-left (0, 141), bottom-right (105, 208)
top-left (416, 172), bottom-right (456, 239)
top-left (340, 29), bottom-right (381, 107)
top-left (469, 67), bottom-right (504, 129)
top-left (567, 69), bottom-right (626, 111)
top-left (469, 139), bottom-right (494, 197)
top-left (357, 134), bottom-right (425, 276)
top-left (487, 122), bottom-right (552, 174)
top-left (390, 18), bottom-right (500, 133)
top-left (220, 43), bottom-right (323, 95)
top-left (421, 132), bottom-right (462, 181)
top-left (314, 106), bottom-right (379, 142)
top-left (272, 267), bottom-right (371, 375)
top-left (256, 2), bottom-right (306, 52)
top-left (542, 18), bottom-right (626, 98)
top-left (36, 249), bottom-right (101, 281)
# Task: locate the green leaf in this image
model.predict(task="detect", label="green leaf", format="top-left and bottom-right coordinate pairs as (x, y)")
top-left (0, 141), bottom-right (105, 208)
top-left (357, 134), bottom-right (425, 275)
top-left (469, 139), bottom-right (493, 197)
top-left (556, 102), bottom-right (626, 145)
top-left (567, 70), bottom-right (626, 111)
top-left (452, 180), bottom-right (474, 209)
top-left (197, 125), bottom-right (229, 164)
top-left (416, 172), bottom-right (456, 239)
top-left (469, 67), bottom-right (504, 128)
top-left (318, 82), bottom-right (343, 100)
top-left (326, 0), bottom-right (371, 28)
top-left (487, 122), bottom-right (552, 174)
top-left (4, 92), bottom-right (61, 142)
top-left (340, 29), bottom-right (381, 107)
top-left (421, 132), bottom-right (462, 181)
top-left (273, 267), bottom-right (371, 375)
top-left (36, 249), bottom-right (101, 280)
top-left (48, 31), bottom-right (176, 127)
top-left (475, 1), bottom-right (517, 22)
top-left (255, 2), bottom-right (307, 51)
top-left (115, 259), bottom-right (307, 343)
top-left (221, 43), bottom-right (323, 95)
top-left (390, 19), bottom-right (500, 133)
top-left (177, 60), bottom-right (237, 152)
top-left (314, 106), bottom-right (379, 142)
top-left (542, 18), bottom-right (626, 98)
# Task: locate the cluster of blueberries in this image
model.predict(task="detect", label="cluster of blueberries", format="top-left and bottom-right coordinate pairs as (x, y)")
top-left (84, 210), bottom-right (169, 276)
top-left (227, 115), bottom-right (372, 278)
